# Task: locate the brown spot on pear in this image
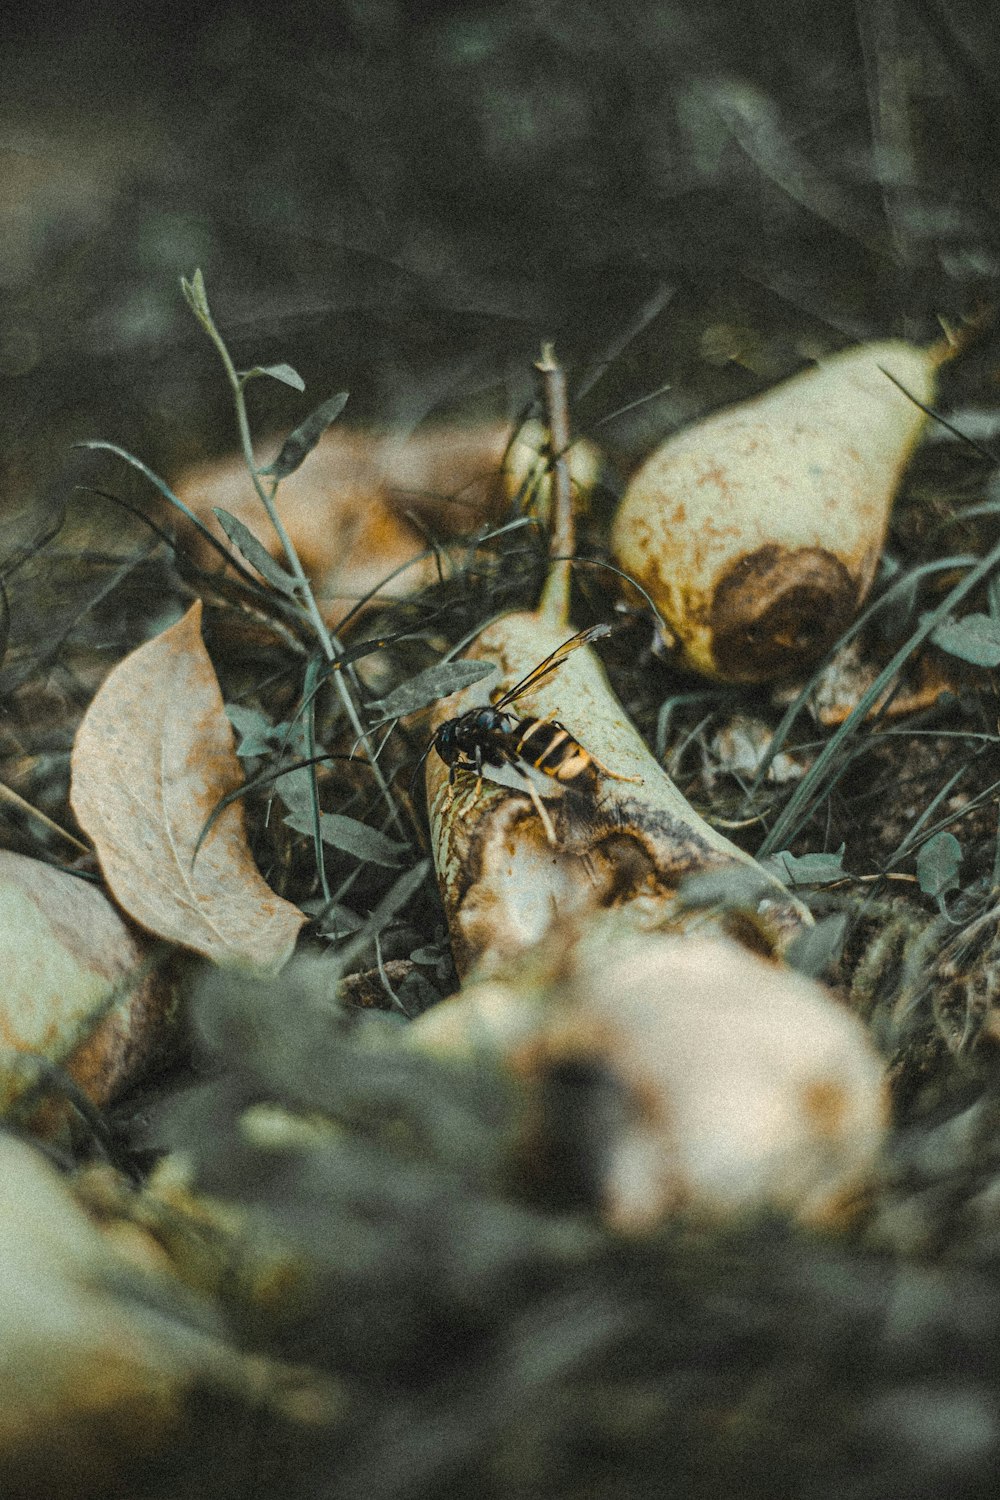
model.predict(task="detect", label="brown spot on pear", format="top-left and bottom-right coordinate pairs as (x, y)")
top-left (611, 336), bottom-right (958, 682)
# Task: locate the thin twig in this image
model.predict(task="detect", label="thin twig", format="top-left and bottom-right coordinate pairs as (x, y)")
top-left (535, 342), bottom-right (573, 626)
top-left (0, 781), bottom-right (91, 855)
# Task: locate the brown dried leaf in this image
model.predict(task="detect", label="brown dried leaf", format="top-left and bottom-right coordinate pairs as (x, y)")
top-left (70, 601), bottom-right (305, 969)
top-left (173, 422), bottom-right (511, 621)
top-left (0, 850), bottom-right (179, 1117)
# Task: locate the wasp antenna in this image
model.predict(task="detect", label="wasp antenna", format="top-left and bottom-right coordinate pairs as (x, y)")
top-left (408, 735), bottom-right (437, 803)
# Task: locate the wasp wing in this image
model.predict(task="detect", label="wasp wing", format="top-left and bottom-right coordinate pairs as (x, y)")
top-left (490, 623), bottom-right (613, 710)
top-left (480, 757), bottom-right (568, 800)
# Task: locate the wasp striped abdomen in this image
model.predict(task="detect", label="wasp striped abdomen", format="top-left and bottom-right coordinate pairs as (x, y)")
top-left (511, 718), bottom-right (594, 782)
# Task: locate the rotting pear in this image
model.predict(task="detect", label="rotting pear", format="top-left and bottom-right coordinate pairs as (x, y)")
top-left (611, 332), bottom-right (963, 683)
top-left (411, 918), bottom-right (888, 1233)
top-left (426, 347), bottom-right (809, 979)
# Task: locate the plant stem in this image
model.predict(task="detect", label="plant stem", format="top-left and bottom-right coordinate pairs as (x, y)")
top-left (194, 286), bottom-right (403, 830)
top-left (535, 342), bottom-right (573, 627)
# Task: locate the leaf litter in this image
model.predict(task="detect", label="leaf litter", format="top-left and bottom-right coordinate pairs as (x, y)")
top-left (7, 270), bottom-right (1000, 1499)
top-left (70, 600), bottom-right (306, 970)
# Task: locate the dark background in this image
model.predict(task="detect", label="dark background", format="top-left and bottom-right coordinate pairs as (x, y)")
top-left (4, 0), bottom-right (1000, 532)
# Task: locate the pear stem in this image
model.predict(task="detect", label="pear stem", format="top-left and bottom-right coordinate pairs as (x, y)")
top-left (535, 341), bottom-right (573, 627)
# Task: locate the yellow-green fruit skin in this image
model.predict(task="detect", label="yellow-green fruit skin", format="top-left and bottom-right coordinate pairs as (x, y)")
top-left (611, 340), bottom-right (942, 682)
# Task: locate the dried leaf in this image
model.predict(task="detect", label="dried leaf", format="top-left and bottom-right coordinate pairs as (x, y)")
top-left (0, 850), bottom-right (178, 1116)
top-left (70, 601), bottom-right (305, 969)
top-left (171, 420), bottom-right (516, 623)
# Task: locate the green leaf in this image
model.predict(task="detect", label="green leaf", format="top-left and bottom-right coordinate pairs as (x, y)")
top-left (337, 860), bottom-right (431, 971)
top-left (930, 612), bottom-right (1000, 667)
top-left (225, 704), bottom-right (277, 758)
top-left (239, 362), bottom-right (305, 392)
top-left (282, 808), bottom-right (408, 867)
top-left (761, 848), bottom-right (846, 887)
top-left (677, 864), bottom-right (774, 910)
top-left (916, 831), bottom-right (962, 898)
top-left (259, 392), bottom-right (349, 480)
top-left (212, 509), bottom-right (300, 595)
top-left (785, 914), bottom-right (848, 979)
top-left (367, 659), bottom-right (497, 722)
top-left (225, 707), bottom-right (309, 760)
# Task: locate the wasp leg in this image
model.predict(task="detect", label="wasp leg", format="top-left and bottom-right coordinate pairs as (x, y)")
top-left (522, 777), bottom-right (558, 847)
top-left (589, 756), bottom-right (643, 785)
top-left (545, 721), bottom-right (642, 785)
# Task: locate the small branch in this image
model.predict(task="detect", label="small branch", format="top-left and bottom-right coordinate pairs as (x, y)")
top-left (0, 781), bottom-right (91, 855)
top-left (184, 272), bottom-right (404, 832)
top-left (535, 342), bottom-right (573, 627)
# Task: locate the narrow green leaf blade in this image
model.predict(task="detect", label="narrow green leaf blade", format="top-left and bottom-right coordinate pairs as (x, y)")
top-left (367, 660), bottom-right (497, 722)
top-left (260, 392), bottom-right (350, 480)
top-left (212, 508), bottom-right (300, 595)
top-left (283, 807), bottom-right (408, 866)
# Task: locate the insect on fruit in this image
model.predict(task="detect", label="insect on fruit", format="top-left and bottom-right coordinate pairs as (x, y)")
top-left (429, 624), bottom-right (639, 843)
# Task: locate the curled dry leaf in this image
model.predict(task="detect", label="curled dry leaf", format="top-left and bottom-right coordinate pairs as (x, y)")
top-left (612, 334), bottom-right (959, 682)
top-left (771, 636), bottom-right (957, 728)
top-left (413, 919), bottom-right (888, 1232)
top-left (174, 419), bottom-right (601, 621)
top-left (0, 1133), bottom-right (338, 1497)
top-left (426, 609), bottom-right (808, 978)
top-left (70, 600), bottom-right (305, 970)
top-left (0, 849), bottom-right (179, 1119)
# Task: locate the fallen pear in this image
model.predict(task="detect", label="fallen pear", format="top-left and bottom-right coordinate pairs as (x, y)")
top-left (611, 332), bottom-right (963, 682)
top-left (412, 918), bottom-right (888, 1232)
top-left (426, 602), bottom-right (808, 978)
top-left (427, 347), bottom-right (808, 977)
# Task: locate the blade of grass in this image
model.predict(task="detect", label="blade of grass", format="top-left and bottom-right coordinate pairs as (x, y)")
top-left (758, 538), bottom-right (1000, 856)
top-left (745, 554), bottom-right (974, 807)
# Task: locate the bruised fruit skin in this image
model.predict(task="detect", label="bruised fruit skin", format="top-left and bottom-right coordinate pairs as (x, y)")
top-left (426, 610), bottom-right (808, 978)
top-left (412, 922), bottom-right (888, 1232)
top-left (611, 337), bottom-right (954, 682)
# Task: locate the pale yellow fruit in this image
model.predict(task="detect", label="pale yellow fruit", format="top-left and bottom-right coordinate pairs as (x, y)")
top-left (426, 609), bottom-right (808, 978)
top-left (611, 337), bottom-right (954, 682)
top-left (413, 920), bottom-right (888, 1232)
top-left (502, 417), bottom-right (602, 518)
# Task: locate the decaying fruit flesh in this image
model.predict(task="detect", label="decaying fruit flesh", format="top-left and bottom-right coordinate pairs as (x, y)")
top-left (426, 608), bottom-right (808, 979)
top-left (413, 918), bottom-right (888, 1232)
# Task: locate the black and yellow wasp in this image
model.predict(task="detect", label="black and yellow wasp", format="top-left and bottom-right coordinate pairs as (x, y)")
top-left (430, 623), bottom-right (638, 838)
